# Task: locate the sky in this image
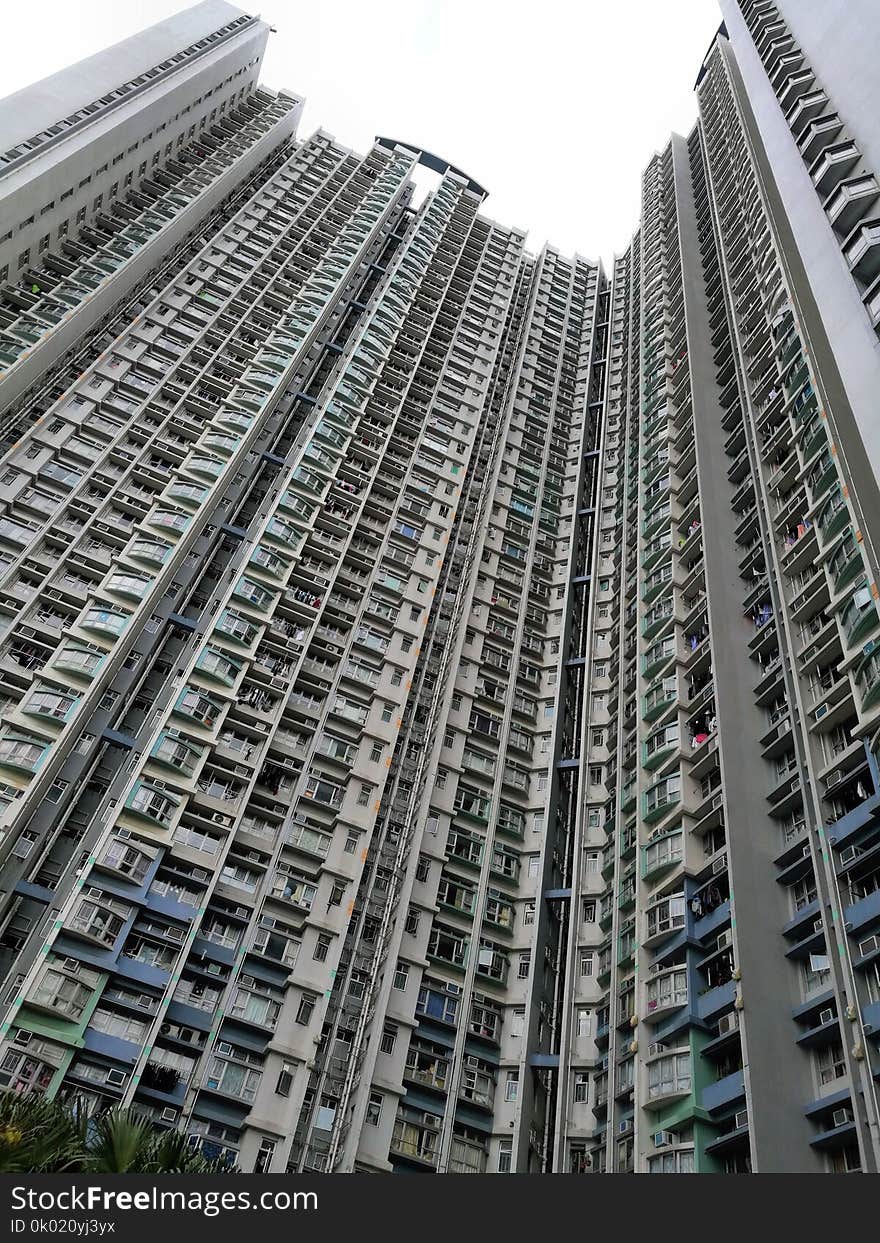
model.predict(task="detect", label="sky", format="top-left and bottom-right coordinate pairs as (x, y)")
top-left (2, 0), bottom-right (723, 265)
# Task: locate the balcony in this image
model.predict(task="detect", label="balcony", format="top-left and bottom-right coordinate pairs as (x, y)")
top-left (856, 650), bottom-right (880, 713)
top-left (811, 141), bottom-right (861, 196)
top-left (798, 114), bottom-right (843, 164)
top-left (390, 1119), bottom-right (439, 1168)
top-left (643, 775), bottom-right (681, 825)
top-left (701, 1069), bottom-right (745, 1114)
top-left (643, 894), bottom-right (686, 946)
top-left (644, 964), bottom-right (687, 1021)
top-left (825, 175), bottom-right (879, 236)
top-left (846, 218), bottom-right (880, 285)
top-left (645, 1050), bottom-right (692, 1110)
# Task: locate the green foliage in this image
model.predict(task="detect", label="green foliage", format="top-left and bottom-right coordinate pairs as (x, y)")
top-left (0, 1090), bottom-right (235, 1173)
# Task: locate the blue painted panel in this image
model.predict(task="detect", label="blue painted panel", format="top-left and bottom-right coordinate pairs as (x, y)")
top-left (843, 887), bottom-right (880, 934)
top-left (701, 1070), bottom-right (745, 1112)
top-left (696, 980), bottom-right (737, 1022)
top-left (82, 1029), bottom-right (140, 1064)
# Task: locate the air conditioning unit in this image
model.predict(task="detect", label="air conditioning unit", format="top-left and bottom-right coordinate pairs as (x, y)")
top-left (840, 844), bottom-right (862, 865)
top-left (106, 1069), bottom-right (128, 1087)
top-left (212, 813), bottom-right (231, 826)
top-left (858, 935), bottom-right (879, 956)
top-left (618, 1119), bottom-right (630, 1134)
top-left (818, 1007), bottom-right (835, 1025)
top-left (712, 853), bottom-right (728, 875)
top-left (832, 1107), bottom-right (853, 1127)
top-left (854, 586), bottom-right (872, 609)
top-left (423, 1113), bottom-right (441, 1127)
top-left (160, 1023), bottom-right (172, 1035)
top-left (734, 1110), bottom-right (748, 1130)
top-left (716, 930), bottom-right (733, 951)
top-left (649, 962), bottom-right (664, 975)
top-left (160, 1107), bottom-right (178, 1123)
top-left (717, 1012), bottom-right (739, 1036)
top-left (814, 704), bottom-right (828, 721)
top-left (165, 926), bottom-right (184, 943)
top-left (61, 958), bottom-right (80, 974)
top-left (648, 1041), bottom-right (667, 1057)
top-left (652, 1130), bottom-right (673, 1148)
top-left (813, 919), bottom-right (824, 934)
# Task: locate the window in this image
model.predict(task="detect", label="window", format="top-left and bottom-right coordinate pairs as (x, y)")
top-left (254, 1137), bottom-right (275, 1174)
top-left (370, 742), bottom-right (383, 763)
top-left (573, 1073), bottom-right (590, 1103)
top-left (30, 965), bottom-right (96, 1020)
top-left (69, 895), bottom-right (127, 947)
top-left (576, 1008), bottom-right (593, 1038)
top-left (505, 1071), bottom-right (519, 1102)
top-left (366, 1092), bottom-right (383, 1126)
top-left (393, 961), bottom-right (409, 991)
top-left (18, 248), bottom-right (30, 270)
top-left (830, 1146), bottom-right (861, 1173)
top-left (498, 1139), bottom-right (513, 1173)
top-left (380, 702), bottom-right (394, 722)
top-left (205, 1046), bottom-right (262, 1102)
top-left (816, 1043), bottom-right (846, 1086)
top-left (527, 855), bottom-right (540, 877)
top-left (647, 1051), bottom-right (691, 1100)
top-left (582, 899), bottom-right (597, 923)
top-left (648, 1149), bottom-right (695, 1174)
top-left (295, 994), bottom-right (316, 1025)
top-left (313, 934), bottom-right (331, 963)
top-left (579, 951), bottom-right (594, 978)
top-left (380, 1023), bottom-right (398, 1055)
top-left (517, 953), bottom-right (530, 979)
top-left (356, 784), bottom-right (372, 807)
top-left (275, 1060), bottom-right (295, 1096)
top-left (584, 851), bottom-right (600, 873)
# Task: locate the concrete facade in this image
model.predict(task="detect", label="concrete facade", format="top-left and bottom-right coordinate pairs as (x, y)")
top-left (0, 0), bottom-right (880, 1176)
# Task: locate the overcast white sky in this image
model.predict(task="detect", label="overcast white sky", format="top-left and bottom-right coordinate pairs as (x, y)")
top-left (3, 0), bottom-right (723, 264)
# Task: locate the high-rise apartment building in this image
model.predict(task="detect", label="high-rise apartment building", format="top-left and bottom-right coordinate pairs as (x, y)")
top-left (0, 0), bottom-right (879, 1176)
